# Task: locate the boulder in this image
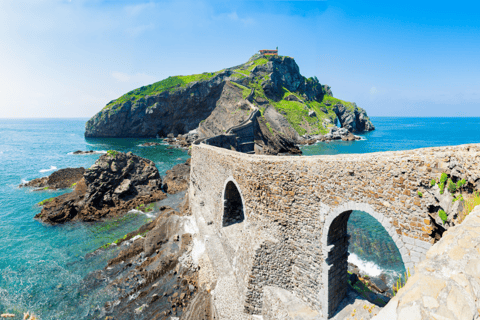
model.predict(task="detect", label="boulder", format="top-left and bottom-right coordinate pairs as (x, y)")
top-left (35, 151), bottom-right (166, 224)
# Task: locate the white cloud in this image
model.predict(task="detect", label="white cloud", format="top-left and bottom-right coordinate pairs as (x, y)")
top-left (370, 86), bottom-right (378, 95)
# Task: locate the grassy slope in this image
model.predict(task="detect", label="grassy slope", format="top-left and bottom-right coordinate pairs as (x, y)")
top-left (99, 54), bottom-right (362, 136)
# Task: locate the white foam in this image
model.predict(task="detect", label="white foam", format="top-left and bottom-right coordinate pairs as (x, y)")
top-left (348, 253), bottom-right (382, 277)
top-left (358, 136), bottom-right (367, 141)
top-left (39, 166), bottom-right (57, 173)
top-left (127, 208), bottom-right (156, 218)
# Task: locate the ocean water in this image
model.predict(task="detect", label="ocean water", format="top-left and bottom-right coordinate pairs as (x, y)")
top-left (1, 117), bottom-right (479, 317)
top-left (0, 119), bottom-right (189, 318)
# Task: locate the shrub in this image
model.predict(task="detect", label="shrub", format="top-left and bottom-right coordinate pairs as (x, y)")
top-left (430, 179), bottom-right (436, 187)
top-left (417, 191), bottom-right (423, 197)
top-left (439, 173), bottom-right (448, 194)
top-left (457, 179), bottom-right (466, 189)
top-left (453, 194), bottom-right (464, 203)
top-left (439, 209), bottom-right (448, 224)
top-left (447, 179), bottom-right (457, 193)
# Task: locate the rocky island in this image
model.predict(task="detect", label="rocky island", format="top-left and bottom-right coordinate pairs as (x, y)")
top-left (85, 54), bottom-right (374, 154)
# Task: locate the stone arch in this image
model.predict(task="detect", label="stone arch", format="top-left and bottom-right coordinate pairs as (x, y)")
top-left (222, 177), bottom-right (246, 227)
top-left (319, 202), bottom-right (410, 318)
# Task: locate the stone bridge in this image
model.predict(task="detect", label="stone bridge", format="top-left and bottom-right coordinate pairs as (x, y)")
top-left (189, 143), bottom-right (480, 318)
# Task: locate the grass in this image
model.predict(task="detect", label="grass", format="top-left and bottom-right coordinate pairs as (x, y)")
top-left (458, 191), bottom-right (480, 223)
top-left (103, 71), bottom-right (221, 110)
top-left (230, 81), bottom-right (251, 99)
top-left (234, 69), bottom-right (250, 76)
top-left (38, 198), bottom-right (53, 206)
top-left (247, 57), bottom-right (269, 71)
top-left (135, 203), bottom-right (155, 213)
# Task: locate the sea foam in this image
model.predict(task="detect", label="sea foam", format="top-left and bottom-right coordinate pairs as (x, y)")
top-left (348, 252), bottom-right (382, 277)
top-left (39, 166), bottom-right (57, 173)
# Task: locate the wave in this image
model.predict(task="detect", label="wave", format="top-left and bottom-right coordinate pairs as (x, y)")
top-left (358, 136), bottom-right (367, 141)
top-left (128, 208), bottom-right (156, 219)
top-left (39, 166), bottom-right (57, 173)
top-left (348, 252), bottom-right (382, 277)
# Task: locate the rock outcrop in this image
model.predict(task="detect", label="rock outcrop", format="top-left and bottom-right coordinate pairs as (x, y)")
top-left (162, 159), bottom-right (191, 194)
top-left (85, 54), bottom-right (375, 154)
top-left (20, 168), bottom-right (85, 190)
top-left (35, 151), bottom-right (166, 224)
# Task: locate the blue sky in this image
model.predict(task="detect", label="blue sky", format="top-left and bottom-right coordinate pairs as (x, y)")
top-left (0, 0), bottom-right (479, 118)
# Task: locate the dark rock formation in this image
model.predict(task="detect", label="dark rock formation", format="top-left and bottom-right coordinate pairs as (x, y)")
top-left (20, 168), bottom-right (85, 190)
top-left (72, 150), bottom-right (105, 155)
top-left (86, 54), bottom-right (374, 155)
top-left (139, 142), bottom-right (162, 147)
top-left (35, 151), bottom-right (166, 224)
top-left (162, 159), bottom-right (191, 194)
top-left (333, 103), bottom-right (375, 133)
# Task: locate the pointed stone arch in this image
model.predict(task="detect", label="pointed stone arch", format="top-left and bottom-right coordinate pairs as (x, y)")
top-left (319, 202), bottom-right (410, 318)
top-left (222, 177), bottom-right (246, 227)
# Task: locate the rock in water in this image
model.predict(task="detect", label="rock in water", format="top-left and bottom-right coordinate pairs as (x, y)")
top-left (35, 151), bottom-right (166, 224)
top-left (20, 168), bottom-right (85, 190)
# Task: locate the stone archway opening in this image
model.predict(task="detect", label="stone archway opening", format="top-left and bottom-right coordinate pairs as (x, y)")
top-left (325, 210), bottom-right (406, 318)
top-left (223, 181), bottom-right (244, 227)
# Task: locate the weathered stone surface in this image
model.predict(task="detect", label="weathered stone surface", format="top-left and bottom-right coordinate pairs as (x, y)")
top-left (373, 204), bottom-right (480, 320)
top-left (190, 142), bottom-right (480, 317)
top-left (35, 152), bottom-right (166, 224)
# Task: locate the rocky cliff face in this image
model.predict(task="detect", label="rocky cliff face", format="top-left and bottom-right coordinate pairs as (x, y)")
top-left (85, 54), bottom-right (375, 150)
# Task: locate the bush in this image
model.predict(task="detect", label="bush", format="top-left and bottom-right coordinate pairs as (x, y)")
top-left (439, 209), bottom-right (448, 224)
top-left (417, 191), bottom-right (423, 197)
top-left (457, 179), bottom-right (466, 189)
top-left (430, 179), bottom-right (436, 187)
top-left (439, 173), bottom-right (448, 194)
top-left (448, 179), bottom-right (457, 193)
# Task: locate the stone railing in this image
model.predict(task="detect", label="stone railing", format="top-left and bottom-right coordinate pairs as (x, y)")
top-left (373, 204), bottom-right (480, 320)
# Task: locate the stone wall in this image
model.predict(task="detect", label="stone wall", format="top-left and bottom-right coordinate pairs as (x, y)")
top-left (190, 143), bottom-right (480, 317)
top-left (373, 204), bottom-right (480, 320)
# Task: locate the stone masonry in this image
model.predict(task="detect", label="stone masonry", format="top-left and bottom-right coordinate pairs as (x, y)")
top-left (189, 143), bottom-right (480, 318)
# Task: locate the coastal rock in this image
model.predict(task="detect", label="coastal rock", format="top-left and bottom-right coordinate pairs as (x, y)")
top-left (162, 159), bottom-right (191, 194)
top-left (333, 103), bottom-right (375, 133)
top-left (35, 151), bottom-right (166, 224)
top-left (72, 150), bottom-right (104, 155)
top-left (20, 167), bottom-right (85, 190)
top-left (92, 206), bottom-right (215, 320)
top-left (139, 142), bottom-right (162, 147)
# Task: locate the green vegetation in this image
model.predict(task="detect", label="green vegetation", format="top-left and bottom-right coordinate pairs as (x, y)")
top-left (447, 179), bottom-right (457, 193)
top-left (265, 122), bottom-right (274, 135)
top-left (230, 81), bottom-right (251, 100)
top-left (107, 150), bottom-right (119, 157)
top-left (136, 203), bottom-right (155, 213)
top-left (457, 179), bottom-right (466, 189)
top-left (246, 57), bottom-right (268, 71)
top-left (439, 173), bottom-right (448, 194)
top-left (453, 194), bottom-right (464, 203)
top-left (430, 179), bottom-right (436, 187)
top-left (459, 191), bottom-right (480, 223)
top-left (38, 198), bottom-right (53, 206)
top-left (417, 191), bottom-right (423, 198)
top-left (43, 186), bottom-right (49, 190)
top-left (70, 182), bottom-right (77, 188)
top-left (438, 209), bottom-right (448, 224)
top-left (392, 269), bottom-right (411, 296)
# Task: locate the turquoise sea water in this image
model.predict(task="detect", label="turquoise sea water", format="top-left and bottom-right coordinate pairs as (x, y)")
top-left (1, 117), bottom-right (479, 317)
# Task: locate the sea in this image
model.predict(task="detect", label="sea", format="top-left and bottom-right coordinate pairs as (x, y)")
top-left (0, 117), bottom-right (479, 318)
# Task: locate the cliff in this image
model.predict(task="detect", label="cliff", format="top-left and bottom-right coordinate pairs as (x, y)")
top-left (85, 54), bottom-right (374, 145)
